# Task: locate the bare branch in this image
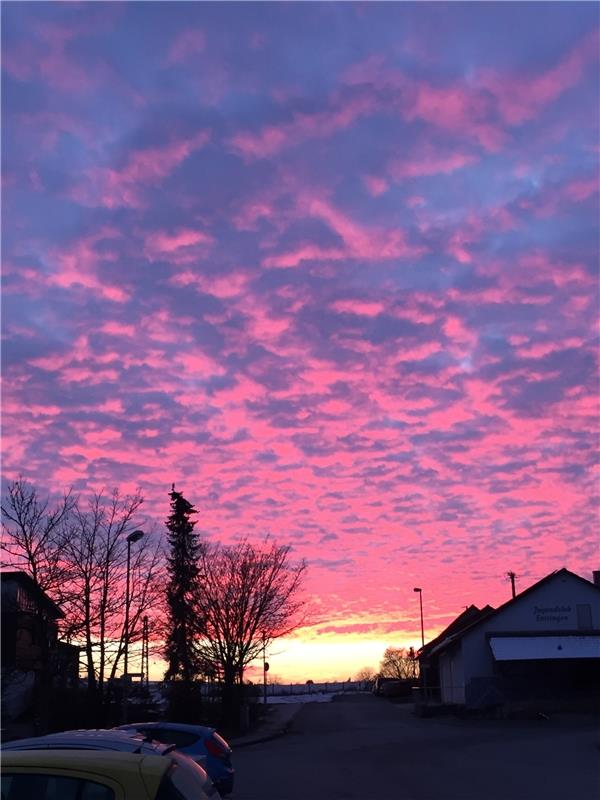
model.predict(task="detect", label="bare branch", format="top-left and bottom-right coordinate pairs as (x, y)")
top-left (195, 538), bottom-right (306, 686)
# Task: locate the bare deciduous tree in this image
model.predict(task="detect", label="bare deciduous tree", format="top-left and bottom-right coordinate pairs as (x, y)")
top-left (195, 539), bottom-right (306, 720)
top-left (355, 666), bottom-right (376, 682)
top-left (2, 480), bottom-right (164, 717)
top-left (1, 478), bottom-right (75, 598)
top-left (62, 490), bottom-right (163, 702)
top-left (379, 646), bottom-right (419, 680)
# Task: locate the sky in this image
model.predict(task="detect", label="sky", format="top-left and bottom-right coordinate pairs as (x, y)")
top-left (2, 2), bottom-right (599, 682)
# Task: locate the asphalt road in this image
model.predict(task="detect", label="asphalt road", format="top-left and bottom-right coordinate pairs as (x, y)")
top-left (230, 693), bottom-right (600, 800)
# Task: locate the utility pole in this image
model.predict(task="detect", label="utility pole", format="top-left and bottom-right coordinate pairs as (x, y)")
top-left (123, 530), bottom-right (144, 725)
top-left (506, 571), bottom-right (517, 599)
top-left (142, 616), bottom-right (149, 688)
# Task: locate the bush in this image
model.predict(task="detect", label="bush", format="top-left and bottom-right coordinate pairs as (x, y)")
top-left (48, 688), bottom-right (96, 732)
top-left (165, 681), bottom-right (204, 724)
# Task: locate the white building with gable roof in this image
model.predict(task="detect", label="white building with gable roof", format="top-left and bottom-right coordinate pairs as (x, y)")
top-left (418, 568), bottom-right (600, 711)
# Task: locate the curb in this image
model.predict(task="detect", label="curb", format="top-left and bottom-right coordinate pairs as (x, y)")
top-left (230, 716), bottom-right (298, 749)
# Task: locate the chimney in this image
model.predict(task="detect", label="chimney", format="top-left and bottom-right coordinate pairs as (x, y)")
top-left (593, 571), bottom-right (600, 588)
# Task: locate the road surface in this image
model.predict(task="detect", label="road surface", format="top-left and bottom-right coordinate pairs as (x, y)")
top-left (231, 693), bottom-right (599, 800)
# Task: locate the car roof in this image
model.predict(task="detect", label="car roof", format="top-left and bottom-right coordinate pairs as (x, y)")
top-left (123, 721), bottom-right (213, 735)
top-left (1, 749), bottom-right (170, 788)
top-left (2, 729), bottom-right (173, 755)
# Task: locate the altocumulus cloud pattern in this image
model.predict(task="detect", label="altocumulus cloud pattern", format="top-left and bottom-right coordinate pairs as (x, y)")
top-left (2, 2), bottom-right (599, 642)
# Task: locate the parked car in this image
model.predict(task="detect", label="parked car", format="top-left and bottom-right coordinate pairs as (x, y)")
top-left (379, 679), bottom-right (413, 698)
top-left (1, 749), bottom-right (213, 800)
top-left (118, 722), bottom-right (234, 797)
top-left (1, 730), bottom-right (218, 798)
top-left (1, 729), bottom-right (175, 758)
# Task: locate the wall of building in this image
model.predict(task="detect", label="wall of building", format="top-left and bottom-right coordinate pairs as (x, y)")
top-left (439, 645), bottom-right (465, 704)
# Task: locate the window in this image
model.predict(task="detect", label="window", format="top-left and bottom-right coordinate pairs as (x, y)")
top-left (1, 773), bottom-right (114, 800)
top-left (16, 586), bottom-right (37, 614)
top-left (576, 604), bottom-right (592, 629)
top-left (147, 729), bottom-right (198, 748)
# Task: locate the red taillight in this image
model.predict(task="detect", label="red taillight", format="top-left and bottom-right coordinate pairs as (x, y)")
top-left (204, 735), bottom-right (229, 758)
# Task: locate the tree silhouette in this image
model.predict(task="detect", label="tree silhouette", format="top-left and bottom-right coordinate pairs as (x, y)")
top-left (379, 646), bottom-right (419, 680)
top-left (355, 666), bottom-right (375, 682)
top-left (2, 480), bottom-right (162, 723)
top-left (195, 539), bottom-right (306, 724)
top-left (164, 486), bottom-right (203, 682)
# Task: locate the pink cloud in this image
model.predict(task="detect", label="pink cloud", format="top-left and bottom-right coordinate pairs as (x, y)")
top-left (263, 244), bottom-right (345, 269)
top-left (478, 28), bottom-right (600, 125)
top-left (3, 22), bottom-right (97, 93)
top-left (111, 130), bottom-right (209, 184)
top-left (59, 366), bottom-right (121, 385)
top-left (168, 268), bottom-right (253, 300)
top-left (72, 132), bottom-right (210, 209)
top-left (241, 304), bottom-right (292, 343)
top-left (391, 150), bottom-right (477, 179)
top-left (166, 28), bottom-right (205, 64)
top-left (46, 228), bottom-right (130, 302)
top-left (3, 10), bottom-right (134, 101)
top-left (447, 230), bottom-right (475, 264)
top-left (228, 93), bottom-right (376, 159)
top-left (98, 399), bottom-right (125, 414)
top-left (363, 175), bottom-right (389, 197)
top-left (100, 322), bottom-right (136, 337)
top-left (232, 201), bottom-right (278, 231)
top-left (331, 299), bottom-right (385, 317)
top-left (405, 83), bottom-right (505, 151)
top-left (144, 228), bottom-right (214, 263)
top-left (343, 56), bottom-right (505, 151)
top-left (175, 351), bottom-right (226, 378)
top-left (301, 195), bottom-right (423, 261)
top-left (250, 32), bottom-right (267, 51)
top-left (81, 428), bottom-right (122, 446)
top-left (563, 177), bottom-right (598, 203)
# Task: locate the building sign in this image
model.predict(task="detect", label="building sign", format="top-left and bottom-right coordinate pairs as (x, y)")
top-left (534, 605), bottom-right (572, 624)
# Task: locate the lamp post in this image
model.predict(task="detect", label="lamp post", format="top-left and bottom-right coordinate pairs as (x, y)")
top-left (124, 530), bottom-right (144, 678)
top-left (413, 586), bottom-right (427, 702)
top-left (413, 587), bottom-right (425, 647)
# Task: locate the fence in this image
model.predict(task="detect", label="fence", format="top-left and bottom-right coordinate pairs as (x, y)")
top-left (261, 680), bottom-right (371, 696)
top-left (145, 679), bottom-right (373, 706)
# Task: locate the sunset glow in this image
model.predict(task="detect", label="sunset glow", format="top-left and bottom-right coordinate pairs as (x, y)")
top-left (2, 3), bottom-right (598, 682)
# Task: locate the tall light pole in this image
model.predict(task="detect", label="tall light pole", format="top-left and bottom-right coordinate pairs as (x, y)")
top-left (124, 530), bottom-right (144, 678)
top-left (413, 587), bottom-right (425, 647)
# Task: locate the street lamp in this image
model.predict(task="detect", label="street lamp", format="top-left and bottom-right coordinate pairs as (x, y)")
top-left (124, 530), bottom-right (144, 678)
top-left (413, 587), bottom-right (425, 647)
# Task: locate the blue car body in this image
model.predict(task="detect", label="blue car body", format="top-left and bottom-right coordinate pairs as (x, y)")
top-left (118, 721), bottom-right (234, 796)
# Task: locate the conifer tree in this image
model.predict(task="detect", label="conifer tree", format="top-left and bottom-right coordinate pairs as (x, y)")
top-left (164, 485), bottom-right (202, 682)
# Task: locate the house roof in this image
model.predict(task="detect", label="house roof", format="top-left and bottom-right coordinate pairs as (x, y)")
top-left (419, 603), bottom-right (494, 658)
top-left (419, 568), bottom-right (599, 659)
top-left (0, 570), bottom-right (64, 619)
